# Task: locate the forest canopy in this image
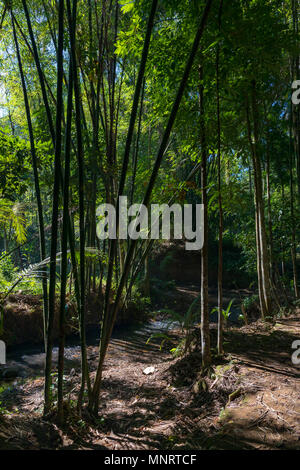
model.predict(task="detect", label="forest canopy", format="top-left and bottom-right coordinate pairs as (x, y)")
top-left (0, 0), bottom-right (299, 434)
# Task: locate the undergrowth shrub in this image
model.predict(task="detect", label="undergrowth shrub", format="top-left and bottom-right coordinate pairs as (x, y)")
top-left (0, 253), bottom-right (42, 295)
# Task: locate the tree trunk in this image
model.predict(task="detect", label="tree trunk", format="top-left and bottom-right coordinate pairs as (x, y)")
top-left (265, 127), bottom-right (274, 281)
top-left (199, 63), bottom-right (211, 368)
top-left (216, 0), bottom-right (224, 356)
top-left (289, 111), bottom-right (300, 299)
top-left (57, 50), bottom-right (74, 424)
top-left (11, 14), bottom-right (48, 349)
top-left (246, 84), bottom-right (272, 320)
top-left (44, 0), bottom-right (64, 416)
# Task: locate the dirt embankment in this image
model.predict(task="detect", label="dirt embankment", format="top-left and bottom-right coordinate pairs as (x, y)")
top-left (0, 292), bottom-right (148, 347)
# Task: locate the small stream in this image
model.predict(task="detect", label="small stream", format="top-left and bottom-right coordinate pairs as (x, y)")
top-left (1, 285), bottom-right (242, 381)
top-left (1, 319), bottom-right (173, 380)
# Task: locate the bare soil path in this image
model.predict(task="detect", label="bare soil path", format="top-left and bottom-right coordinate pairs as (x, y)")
top-left (0, 305), bottom-right (299, 450)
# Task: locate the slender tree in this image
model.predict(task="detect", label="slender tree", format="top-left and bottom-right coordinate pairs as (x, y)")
top-left (199, 62), bottom-right (211, 368)
top-left (57, 52), bottom-right (74, 424)
top-left (216, 0), bottom-right (224, 356)
top-left (44, 0), bottom-right (65, 416)
top-left (11, 13), bottom-right (48, 349)
top-left (66, 0), bottom-right (91, 410)
top-left (90, 0), bottom-right (214, 414)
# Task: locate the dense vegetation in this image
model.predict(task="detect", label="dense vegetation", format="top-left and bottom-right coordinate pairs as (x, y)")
top-left (0, 0), bottom-right (299, 433)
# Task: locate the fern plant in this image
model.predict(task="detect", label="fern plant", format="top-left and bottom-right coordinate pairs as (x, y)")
top-left (0, 199), bottom-right (27, 244)
top-left (147, 294), bottom-right (201, 356)
top-left (211, 299), bottom-right (235, 326)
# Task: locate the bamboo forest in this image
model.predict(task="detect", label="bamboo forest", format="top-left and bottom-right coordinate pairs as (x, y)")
top-left (0, 0), bottom-right (299, 454)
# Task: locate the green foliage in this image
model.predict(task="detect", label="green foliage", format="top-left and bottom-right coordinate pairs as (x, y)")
top-left (0, 383), bottom-right (14, 415)
top-left (0, 253), bottom-right (18, 290)
top-left (0, 253), bottom-right (43, 295)
top-left (242, 294), bottom-right (259, 312)
top-left (0, 200), bottom-right (27, 244)
top-left (149, 276), bottom-right (176, 303)
top-left (211, 299), bottom-right (235, 323)
top-left (0, 134), bottom-right (30, 201)
top-left (128, 285), bottom-right (151, 314)
top-left (159, 254), bottom-right (174, 275)
top-left (148, 294), bottom-right (201, 356)
top-left (0, 0), bottom-right (299, 421)
top-left (146, 332), bottom-right (173, 351)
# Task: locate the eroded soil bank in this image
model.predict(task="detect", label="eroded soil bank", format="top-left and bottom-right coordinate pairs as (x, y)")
top-left (0, 291), bottom-right (148, 347)
top-left (0, 312), bottom-right (299, 450)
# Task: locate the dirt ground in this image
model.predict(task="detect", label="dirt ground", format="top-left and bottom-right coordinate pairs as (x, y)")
top-left (0, 313), bottom-right (299, 450)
